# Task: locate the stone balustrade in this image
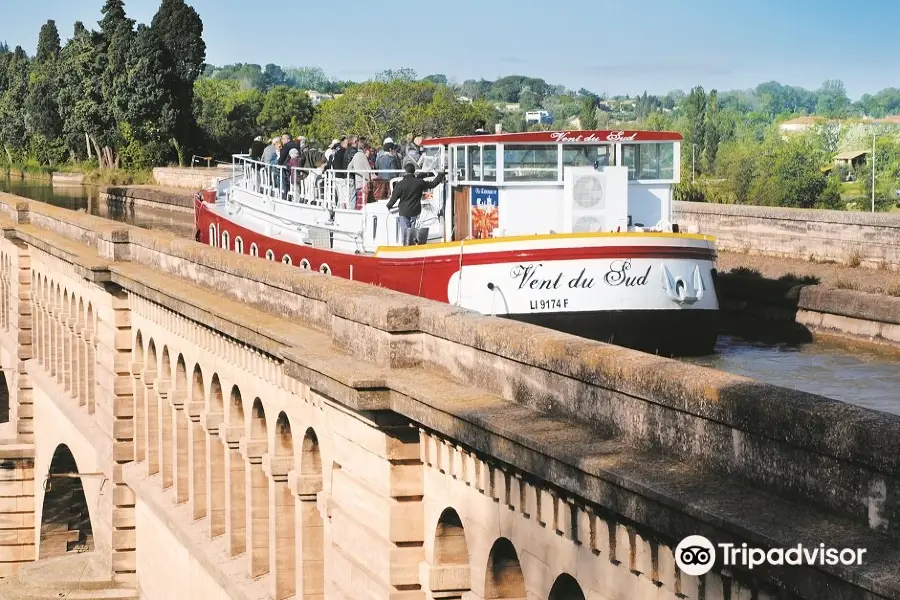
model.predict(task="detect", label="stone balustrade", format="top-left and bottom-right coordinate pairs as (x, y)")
top-left (0, 190), bottom-right (895, 599)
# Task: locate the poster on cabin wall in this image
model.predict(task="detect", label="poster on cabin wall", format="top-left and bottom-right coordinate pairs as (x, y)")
top-left (471, 186), bottom-right (499, 239)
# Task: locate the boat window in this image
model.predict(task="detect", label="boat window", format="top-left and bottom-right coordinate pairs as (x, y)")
top-left (482, 145), bottom-right (497, 182)
top-left (250, 243), bottom-right (258, 257)
top-left (282, 255), bottom-right (292, 265)
top-left (234, 236), bottom-right (244, 254)
top-left (221, 231), bottom-right (230, 251)
top-left (265, 249), bottom-right (275, 261)
top-left (621, 143), bottom-right (675, 180)
top-left (562, 145), bottom-right (613, 168)
top-left (208, 225), bottom-right (217, 247)
top-left (454, 146), bottom-right (467, 180)
top-left (466, 145), bottom-right (481, 181)
top-left (503, 145), bottom-right (558, 182)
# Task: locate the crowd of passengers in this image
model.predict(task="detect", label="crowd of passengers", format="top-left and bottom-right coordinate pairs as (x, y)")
top-left (247, 133), bottom-right (432, 207)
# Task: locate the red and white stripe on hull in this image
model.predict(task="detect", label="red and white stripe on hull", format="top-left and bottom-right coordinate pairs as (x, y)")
top-left (195, 195), bottom-right (718, 312)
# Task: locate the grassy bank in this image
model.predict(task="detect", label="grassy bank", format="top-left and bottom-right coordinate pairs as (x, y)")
top-left (1, 161), bottom-right (154, 186)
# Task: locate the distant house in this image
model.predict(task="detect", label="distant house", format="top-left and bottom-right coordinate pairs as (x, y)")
top-left (833, 150), bottom-right (869, 170)
top-left (306, 91), bottom-right (333, 106)
top-left (778, 116), bottom-right (825, 134)
top-left (525, 110), bottom-right (553, 125)
top-left (456, 96), bottom-right (472, 104)
top-left (873, 115), bottom-right (900, 126)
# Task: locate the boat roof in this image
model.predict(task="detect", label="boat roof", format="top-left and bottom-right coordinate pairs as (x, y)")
top-left (421, 129), bottom-right (684, 146)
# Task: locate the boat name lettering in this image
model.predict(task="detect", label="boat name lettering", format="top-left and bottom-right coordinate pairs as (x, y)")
top-left (548, 131), bottom-right (639, 143)
top-left (604, 259), bottom-right (651, 287)
top-left (605, 131), bottom-right (639, 142)
top-left (510, 264), bottom-right (596, 291)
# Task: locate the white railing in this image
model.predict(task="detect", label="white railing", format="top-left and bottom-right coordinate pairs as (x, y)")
top-left (228, 154), bottom-right (446, 252)
top-left (232, 154), bottom-right (438, 211)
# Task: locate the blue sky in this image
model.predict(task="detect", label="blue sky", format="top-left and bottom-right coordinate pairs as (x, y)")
top-left (1, 0), bottom-right (897, 99)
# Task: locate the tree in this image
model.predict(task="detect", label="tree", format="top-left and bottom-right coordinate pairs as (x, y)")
top-left (260, 64), bottom-right (288, 90)
top-left (151, 0), bottom-right (206, 162)
top-left (26, 21), bottom-right (65, 163)
top-left (422, 74), bottom-right (448, 85)
top-left (97, 0), bottom-right (135, 167)
top-left (703, 90), bottom-right (721, 172)
top-left (257, 86), bottom-right (313, 135)
top-left (816, 80), bottom-right (850, 118)
top-left (579, 96), bottom-right (597, 129)
top-left (682, 86), bottom-right (707, 175)
top-left (308, 80), bottom-right (495, 145)
top-left (35, 20), bottom-right (61, 63)
top-left (192, 78), bottom-right (265, 158)
top-left (116, 24), bottom-right (178, 168)
top-left (0, 47), bottom-right (30, 163)
top-left (375, 68), bottom-right (417, 83)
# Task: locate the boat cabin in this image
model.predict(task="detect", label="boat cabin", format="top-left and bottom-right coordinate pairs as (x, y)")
top-left (224, 129), bottom-right (683, 256)
top-left (421, 129), bottom-right (683, 242)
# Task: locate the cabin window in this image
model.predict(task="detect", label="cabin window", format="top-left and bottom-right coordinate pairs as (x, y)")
top-left (502, 145), bottom-right (558, 182)
top-left (466, 145), bottom-right (480, 181)
top-left (453, 146), bottom-right (467, 181)
top-left (221, 231), bottom-right (230, 251)
top-left (234, 237), bottom-right (244, 254)
top-left (250, 243), bottom-right (259, 257)
top-left (282, 255), bottom-right (292, 265)
top-left (622, 143), bottom-right (675, 180)
top-left (265, 249), bottom-right (275, 261)
top-left (208, 225), bottom-right (217, 247)
top-left (563, 145), bottom-right (613, 168)
top-left (482, 145), bottom-right (497, 181)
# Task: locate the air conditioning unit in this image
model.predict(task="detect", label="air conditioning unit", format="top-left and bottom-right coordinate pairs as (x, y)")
top-left (562, 166), bottom-right (629, 233)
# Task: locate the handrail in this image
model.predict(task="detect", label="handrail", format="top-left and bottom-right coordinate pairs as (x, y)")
top-left (231, 154), bottom-right (443, 212)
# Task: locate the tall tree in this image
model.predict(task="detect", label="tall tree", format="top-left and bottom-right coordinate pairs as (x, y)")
top-left (117, 24), bottom-right (177, 168)
top-left (816, 80), bottom-right (850, 118)
top-left (0, 47), bottom-right (29, 162)
top-left (579, 96), bottom-right (597, 129)
top-left (683, 86), bottom-right (707, 175)
top-left (151, 0), bottom-right (206, 161)
top-left (97, 0), bottom-right (135, 167)
top-left (27, 22), bottom-right (64, 163)
top-left (703, 90), bottom-right (721, 172)
top-left (56, 22), bottom-right (107, 161)
top-left (35, 20), bottom-right (61, 63)
top-left (257, 86), bottom-right (313, 135)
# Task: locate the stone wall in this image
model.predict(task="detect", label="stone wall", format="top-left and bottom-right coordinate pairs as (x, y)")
top-left (100, 186), bottom-right (195, 215)
top-left (0, 190), bottom-right (897, 599)
top-left (674, 200), bottom-right (900, 268)
top-left (718, 273), bottom-right (900, 348)
top-left (151, 167), bottom-right (232, 191)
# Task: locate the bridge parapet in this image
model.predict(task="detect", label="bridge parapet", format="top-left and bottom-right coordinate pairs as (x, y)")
top-left (0, 191), bottom-right (896, 599)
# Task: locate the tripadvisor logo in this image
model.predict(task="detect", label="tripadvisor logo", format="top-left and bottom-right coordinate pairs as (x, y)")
top-left (675, 535), bottom-right (867, 576)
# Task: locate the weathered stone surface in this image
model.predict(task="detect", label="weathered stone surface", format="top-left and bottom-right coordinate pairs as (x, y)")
top-left (0, 191), bottom-right (896, 600)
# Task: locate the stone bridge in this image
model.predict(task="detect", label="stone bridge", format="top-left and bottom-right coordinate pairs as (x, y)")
top-left (0, 191), bottom-right (894, 599)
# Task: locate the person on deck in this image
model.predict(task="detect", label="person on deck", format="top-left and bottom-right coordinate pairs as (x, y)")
top-left (386, 163), bottom-right (446, 244)
top-left (249, 136), bottom-right (266, 160)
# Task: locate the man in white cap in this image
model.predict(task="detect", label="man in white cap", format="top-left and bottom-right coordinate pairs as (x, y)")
top-left (249, 135), bottom-right (266, 161)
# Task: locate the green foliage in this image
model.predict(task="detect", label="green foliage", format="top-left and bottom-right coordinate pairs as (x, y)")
top-left (307, 80), bottom-right (497, 145)
top-left (192, 78), bottom-right (265, 158)
top-left (257, 86), bottom-right (313, 136)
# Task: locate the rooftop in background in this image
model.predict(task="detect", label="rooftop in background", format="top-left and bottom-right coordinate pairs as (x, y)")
top-left (834, 150), bottom-right (869, 161)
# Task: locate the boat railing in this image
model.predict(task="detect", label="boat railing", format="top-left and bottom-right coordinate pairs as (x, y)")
top-left (231, 155), bottom-right (440, 214)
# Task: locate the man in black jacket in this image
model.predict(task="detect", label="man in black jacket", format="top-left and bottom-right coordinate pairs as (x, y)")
top-left (386, 163), bottom-right (446, 244)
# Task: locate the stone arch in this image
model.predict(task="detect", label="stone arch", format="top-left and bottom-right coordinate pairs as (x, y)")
top-left (547, 573), bottom-right (585, 600)
top-left (297, 427), bottom-right (324, 599)
top-left (39, 444), bottom-right (93, 559)
top-left (430, 508), bottom-right (471, 598)
top-left (188, 364), bottom-right (207, 519)
top-left (271, 412), bottom-right (296, 599)
top-left (225, 385), bottom-right (246, 556)
top-left (145, 339), bottom-right (160, 474)
top-left (84, 302), bottom-right (96, 413)
top-left (172, 355), bottom-right (189, 502)
top-left (484, 538), bottom-right (526, 599)
top-left (133, 331), bottom-right (145, 462)
top-left (247, 398), bottom-right (270, 576)
top-left (206, 374), bottom-right (225, 537)
top-left (160, 346), bottom-right (172, 381)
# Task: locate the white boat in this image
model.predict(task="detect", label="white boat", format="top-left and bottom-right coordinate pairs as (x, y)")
top-left (196, 129), bottom-right (720, 356)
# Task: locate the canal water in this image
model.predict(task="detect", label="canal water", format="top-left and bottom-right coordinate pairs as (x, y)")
top-left (0, 176), bottom-right (195, 238)
top-left (3, 175), bottom-right (899, 416)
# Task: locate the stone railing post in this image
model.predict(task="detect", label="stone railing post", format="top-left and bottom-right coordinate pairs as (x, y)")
top-left (201, 410), bottom-right (224, 536)
top-left (186, 400), bottom-right (207, 521)
top-left (288, 470), bottom-right (325, 600)
top-left (219, 423), bottom-right (245, 556)
top-left (154, 379), bottom-right (172, 487)
top-left (169, 389), bottom-right (189, 504)
top-left (263, 453), bottom-right (295, 600)
top-left (239, 436), bottom-right (269, 578)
